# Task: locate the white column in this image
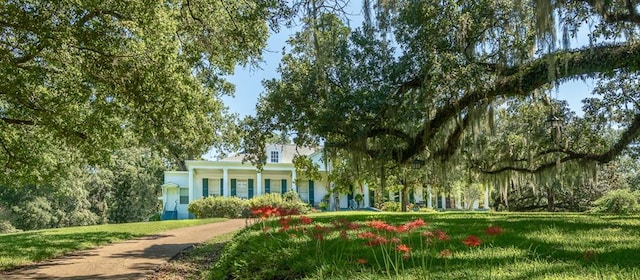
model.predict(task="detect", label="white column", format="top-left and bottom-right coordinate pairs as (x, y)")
top-left (188, 167), bottom-right (194, 203)
top-left (456, 189), bottom-right (463, 209)
top-left (223, 168), bottom-right (229, 197)
top-left (257, 172), bottom-right (262, 196)
top-left (441, 192), bottom-right (446, 209)
top-left (427, 187), bottom-right (433, 208)
top-left (363, 183), bottom-right (369, 208)
top-left (484, 185), bottom-right (490, 210)
top-left (291, 169), bottom-right (297, 192)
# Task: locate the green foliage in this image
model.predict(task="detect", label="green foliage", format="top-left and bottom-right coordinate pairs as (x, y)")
top-left (106, 148), bottom-right (164, 223)
top-left (318, 201), bottom-right (329, 211)
top-left (147, 213), bottom-right (161, 222)
top-left (248, 192), bottom-right (310, 215)
top-left (0, 221), bottom-right (18, 234)
top-left (190, 192), bottom-right (313, 219)
top-left (0, 0), bottom-right (287, 187)
top-left (380, 201), bottom-right (401, 212)
top-left (282, 190), bottom-right (302, 204)
top-left (591, 189), bottom-right (640, 214)
top-left (188, 196), bottom-right (248, 219)
top-left (0, 147), bottom-right (165, 229)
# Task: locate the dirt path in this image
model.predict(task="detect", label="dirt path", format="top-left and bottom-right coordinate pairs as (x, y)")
top-left (3, 219), bottom-right (247, 279)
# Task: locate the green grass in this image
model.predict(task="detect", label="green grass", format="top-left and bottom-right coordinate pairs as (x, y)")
top-left (0, 218), bottom-right (226, 271)
top-left (212, 212), bottom-right (640, 279)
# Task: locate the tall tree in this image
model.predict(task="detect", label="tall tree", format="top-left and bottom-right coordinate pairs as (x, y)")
top-left (246, 0), bottom-right (640, 200)
top-left (0, 0), bottom-right (287, 186)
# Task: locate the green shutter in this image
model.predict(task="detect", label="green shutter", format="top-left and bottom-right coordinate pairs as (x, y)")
top-left (281, 179), bottom-right (287, 194)
top-left (395, 191), bottom-right (400, 202)
top-left (308, 180), bottom-right (315, 205)
top-left (220, 178), bottom-right (224, 196)
top-left (202, 178), bottom-right (209, 197)
top-left (231, 179), bottom-right (237, 196)
top-left (248, 179), bottom-right (254, 199)
top-left (265, 179), bottom-right (270, 193)
top-left (369, 189), bottom-right (375, 207)
top-left (409, 191), bottom-right (415, 203)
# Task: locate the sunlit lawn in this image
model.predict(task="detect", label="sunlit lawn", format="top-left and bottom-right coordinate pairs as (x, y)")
top-left (0, 218), bottom-right (225, 271)
top-left (212, 212), bottom-right (640, 279)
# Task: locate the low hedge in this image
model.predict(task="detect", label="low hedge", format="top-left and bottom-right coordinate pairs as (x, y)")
top-left (189, 191), bottom-right (311, 219)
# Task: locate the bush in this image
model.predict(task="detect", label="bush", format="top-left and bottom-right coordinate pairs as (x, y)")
top-left (380, 201), bottom-right (414, 212)
top-left (248, 192), bottom-right (310, 215)
top-left (591, 189), bottom-right (640, 214)
top-left (188, 196), bottom-right (248, 218)
top-left (147, 212), bottom-right (161, 221)
top-left (0, 220), bottom-right (19, 234)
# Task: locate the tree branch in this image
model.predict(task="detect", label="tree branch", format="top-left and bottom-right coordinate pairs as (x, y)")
top-left (482, 112), bottom-right (640, 174)
top-left (1, 117), bottom-right (34, 125)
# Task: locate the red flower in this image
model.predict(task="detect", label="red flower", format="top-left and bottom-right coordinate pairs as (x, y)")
top-left (396, 244), bottom-right (411, 253)
top-left (368, 220), bottom-right (399, 232)
top-left (299, 215), bottom-right (313, 225)
top-left (439, 249), bottom-right (452, 257)
top-left (422, 231), bottom-right (434, 237)
top-left (391, 237), bottom-right (401, 244)
top-left (279, 224), bottom-right (291, 232)
top-left (357, 232), bottom-right (376, 239)
top-left (486, 226), bottom-right (503, 236)
top-left (462, 235), bottom-right (482, 247)
top-left (357, 258), bottom-right (368, 264)
top-left (402, 218), bottom-right (426, 231)
top-left (365, 235), bottom-right (388, 246)
top-left (279, 217), bottom-right (291, 227)
top-left (340, 230), bottom-right (348, 240)
top-left (436, 229), bottom-right (449, 241)
top-left (262, 226), bottom-right (271, 232)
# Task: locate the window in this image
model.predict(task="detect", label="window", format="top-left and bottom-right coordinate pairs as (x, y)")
top-left (179, 188), bottom-right (189, 204)
top-left (236, 180), bottom-right (248, 199)
top-left (298, 184), bottom-right (309, 203)
top-left (270, 151), bottom-right (279, 163)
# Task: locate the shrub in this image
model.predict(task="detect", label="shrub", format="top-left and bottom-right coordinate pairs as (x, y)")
top-left (591, 189), bottom-right (640, 214)
top-left (0, 220), bottom-right (19, 234)
top-left (188, 196), bottom-right (248, 218)
top-left (147, 212), bottom-right (161, 221)
top-left (318, 201), bottom-right (329, 211)
top-left (380, 201), bottom-right (414, 212)
top-left (248, 192), bottom-right (310, 215)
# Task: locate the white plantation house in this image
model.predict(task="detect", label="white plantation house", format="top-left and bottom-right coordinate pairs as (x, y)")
top-left (160, 144), bottom-right (370, 219)
top-left (160, 144), bottom-right (489, 220)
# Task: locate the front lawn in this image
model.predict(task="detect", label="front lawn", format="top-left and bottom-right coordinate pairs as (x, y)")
top-left (212, 212), bottom-right (640, 279)
top-left (0, 218), bottom-right (226, 271)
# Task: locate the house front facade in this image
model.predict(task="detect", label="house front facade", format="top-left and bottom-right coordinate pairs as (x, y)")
top-left (160, 145), bottom-right (491, 219)
top-left (160, 144), bottom-right (372, 219)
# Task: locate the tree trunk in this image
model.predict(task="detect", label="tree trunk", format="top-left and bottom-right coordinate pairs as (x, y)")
top-left (379, 162), bottom-right (386, 208)
top-left (547, 185), bottom-right (555, 212)
top-left (401, 181), bottom-right (408, 212)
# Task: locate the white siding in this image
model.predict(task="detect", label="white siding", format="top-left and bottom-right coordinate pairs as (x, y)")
top-left (164, 172), bottom-right (188, 186)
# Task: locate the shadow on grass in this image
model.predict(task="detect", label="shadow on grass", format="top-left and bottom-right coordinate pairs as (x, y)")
top-left (0, 231), bottom-right (141, 271)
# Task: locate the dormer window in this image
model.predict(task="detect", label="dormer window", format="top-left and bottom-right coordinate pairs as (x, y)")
top-left (270, 151), bottom-right (279, 163)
